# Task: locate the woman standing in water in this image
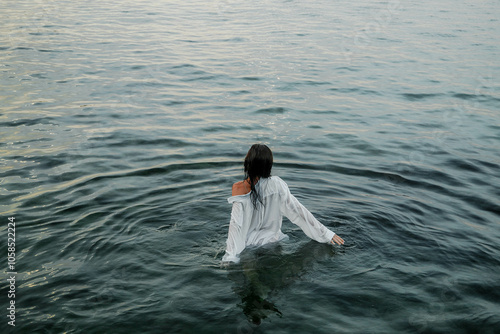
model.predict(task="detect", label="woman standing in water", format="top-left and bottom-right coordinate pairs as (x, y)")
top-left (222, 144), bottom-right (344, 263)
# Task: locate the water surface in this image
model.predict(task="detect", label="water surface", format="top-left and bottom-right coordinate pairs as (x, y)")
top-left (1, 0), bottom-right (499, 333)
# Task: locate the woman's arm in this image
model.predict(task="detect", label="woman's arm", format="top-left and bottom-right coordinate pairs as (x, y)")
top-left (279, 180), bottom-right (344, 245)
top-left (222, 201), bottom-right (246, 263)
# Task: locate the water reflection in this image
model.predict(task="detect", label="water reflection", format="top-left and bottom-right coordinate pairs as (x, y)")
top-left (227, 241), bottom-right (337, 325)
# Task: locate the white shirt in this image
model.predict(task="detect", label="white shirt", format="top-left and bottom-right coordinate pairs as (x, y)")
top-left (222, 176), bottom-right (336, 263)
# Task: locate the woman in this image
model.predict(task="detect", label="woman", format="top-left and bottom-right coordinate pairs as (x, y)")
top-left (222, 144), bottom-right (344, 263)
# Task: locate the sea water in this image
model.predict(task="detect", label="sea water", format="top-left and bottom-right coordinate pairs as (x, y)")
top-left (1, 0), bottom-right (499, 333)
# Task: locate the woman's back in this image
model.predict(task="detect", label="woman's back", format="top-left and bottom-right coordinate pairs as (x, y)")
top-left (222, 144), bottom-right (343, 264)
top-left (223, 176), bottom-right (336, 263)
top-left (224, 177), bottom-right (289, 262)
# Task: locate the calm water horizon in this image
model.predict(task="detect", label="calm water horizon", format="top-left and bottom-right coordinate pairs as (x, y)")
top-left (1, 0), bottom-right (499, 333)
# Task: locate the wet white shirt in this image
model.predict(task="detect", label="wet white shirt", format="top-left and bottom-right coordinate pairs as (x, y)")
top-left (222, 176), bottom-right (336, 263)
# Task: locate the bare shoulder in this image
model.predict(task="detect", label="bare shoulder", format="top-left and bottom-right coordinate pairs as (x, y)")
top-left (232, 181), bottom-right (250, 196)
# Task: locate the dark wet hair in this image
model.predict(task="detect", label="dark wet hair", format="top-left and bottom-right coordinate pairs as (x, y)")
top-left (244, 144), bottom-right (273, 208)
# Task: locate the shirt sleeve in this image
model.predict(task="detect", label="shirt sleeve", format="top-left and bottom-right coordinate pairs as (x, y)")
top-left (222, 201), bottom-right (246, 263)
top-left (278, 180), bottom-right (335, 244)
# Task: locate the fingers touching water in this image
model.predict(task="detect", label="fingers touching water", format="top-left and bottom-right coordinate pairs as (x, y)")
top-left (331, 234), bottom-right (344, 246)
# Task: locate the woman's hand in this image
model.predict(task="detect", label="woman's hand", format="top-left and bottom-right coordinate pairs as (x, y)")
top-left (331, 234), bottom-right (344, 246)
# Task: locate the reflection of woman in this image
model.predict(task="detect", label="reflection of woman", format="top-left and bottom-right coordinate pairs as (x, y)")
top-left (228, 241), bottom-right (336, 325)
top-left (222, 144), bottom-right (344, 264)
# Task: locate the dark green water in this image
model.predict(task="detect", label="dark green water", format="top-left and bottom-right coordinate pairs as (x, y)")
top-left (1, 0), bottom-right (499, 333)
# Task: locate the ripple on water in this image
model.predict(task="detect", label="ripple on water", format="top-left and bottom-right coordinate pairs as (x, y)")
top-left (255, 107), bottom-right (286, 114)
top-left (2, 0), bottom-right (500, 332)
top-left (401, 93), bottom-right (444, 101)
